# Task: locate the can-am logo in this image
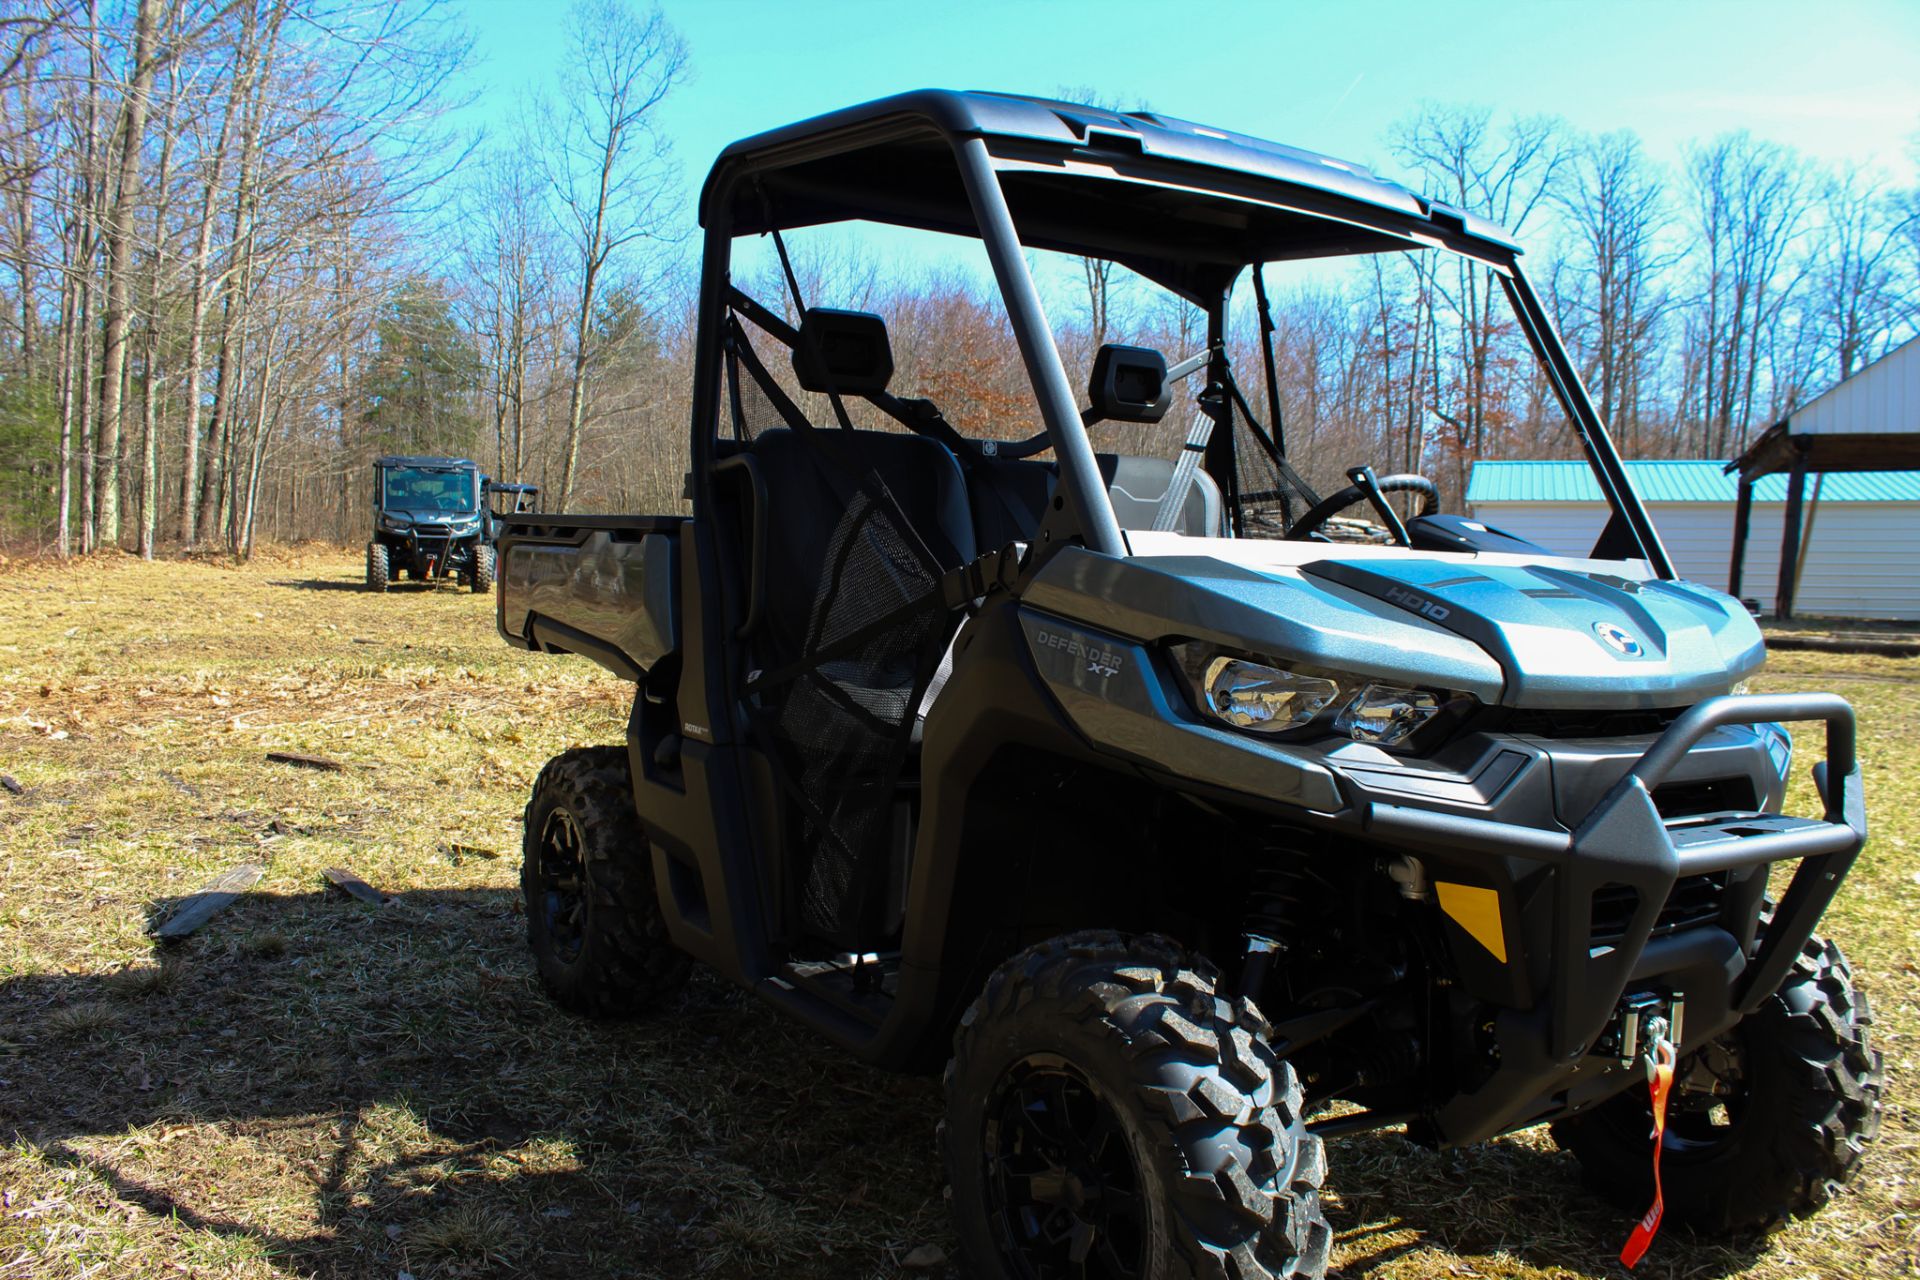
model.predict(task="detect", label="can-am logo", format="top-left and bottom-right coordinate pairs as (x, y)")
top-left (1382, 585), bottom-right (1451, 622)
top-left (1593, 621), bottom-right (1643, 656)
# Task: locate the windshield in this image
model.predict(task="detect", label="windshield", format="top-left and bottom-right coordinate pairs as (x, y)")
top-left (383, 466), bottom-right (477, 513)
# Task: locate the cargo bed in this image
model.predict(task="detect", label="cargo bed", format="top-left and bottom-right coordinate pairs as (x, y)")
top-left (495, 513), bottom-right (686, 681)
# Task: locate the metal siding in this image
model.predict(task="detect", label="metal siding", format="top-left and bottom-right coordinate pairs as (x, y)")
top-left (1472, 500), bottom-right (1920, 621)
top-left (1466, 460), bottom-right (1920, 505)
top-left (1791, 334), bottom-right (1920, 437)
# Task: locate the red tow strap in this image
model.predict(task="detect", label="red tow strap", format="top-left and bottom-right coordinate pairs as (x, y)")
top-left (1618, 1036), bottom-right (1677, 1269)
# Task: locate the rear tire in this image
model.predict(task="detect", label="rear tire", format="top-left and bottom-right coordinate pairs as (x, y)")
top-left (366, 541), bottom-right (390, 592)
top-left (470, 542), bottom-right (495, 593)
top-left (1552, 932), bottom-right (1882, 1234)
top-left (943, 931), bottom-right (1332, 1280)
top-left (521, 746), bottom-right (691, 1017)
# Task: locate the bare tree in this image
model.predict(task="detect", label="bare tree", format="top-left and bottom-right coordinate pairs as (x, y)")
top-left (540, 0), bottom-right (685, 509)
top-left (459, 150), bottom-right (555, 486)
top-left (176, 0), bottom-right (254, 543)
top-left (91, 0), bottom-right (162, 548)
top-left (1389, 104), bottom-right (1565, 480)
top-left (1809, 167), bottom-right (1912, 381)
top-left (1552, 130), bottom-right (1672, 452)
top-left (134, 7), bottom-right (183, 559)
top-left (1680, 132), bottom-right (1814, 456)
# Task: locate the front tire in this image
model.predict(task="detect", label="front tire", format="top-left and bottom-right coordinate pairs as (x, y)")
top-left (366, 541), bottom-right (390, 592)
top-left (1552, 932), bottom-right (1882, 1234)
top-left (470, 542), bottom-right (495, 593)
top-left (521, 746), bottom-right (691, 1017)
top-left (943, 931), bottom-right (1332, 1280)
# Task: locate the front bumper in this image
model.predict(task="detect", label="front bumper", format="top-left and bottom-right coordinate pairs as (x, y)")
top-left (1012, 612), bottom-right (1866, 1144)
top-left (1361, 693), bottom-right (1865, 1144)
top-left (389, 527), bottom-right (480, 576)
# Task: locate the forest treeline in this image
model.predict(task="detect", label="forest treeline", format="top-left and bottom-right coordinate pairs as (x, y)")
top-left (0, 0), bottom-right (1915, 553)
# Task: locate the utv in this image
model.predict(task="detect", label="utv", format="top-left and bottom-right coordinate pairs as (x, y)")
top-left (495, 92), bottom-right (1880, 1279)
top-left (366, 454), bottom-right (494, 592)
top-left (485, 479), bottom-right (540, 545)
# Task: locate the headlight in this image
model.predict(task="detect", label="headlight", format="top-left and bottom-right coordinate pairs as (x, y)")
top-left (381, 513), bottom-right (410, 531)
top-left (1336, 683), bottom-right (1442, 745)
top-left (1173, 644), bottom-right (1466, 749)
top-left (1197, 656), bottom-right (1342, 733)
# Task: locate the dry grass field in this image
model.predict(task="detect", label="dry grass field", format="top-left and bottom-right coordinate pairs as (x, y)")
top-left (0, 548), bottom-right (1915, 1279)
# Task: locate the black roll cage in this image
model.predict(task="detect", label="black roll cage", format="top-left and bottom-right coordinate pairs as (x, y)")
top-left (687, 90), bottom-right (1674, 578)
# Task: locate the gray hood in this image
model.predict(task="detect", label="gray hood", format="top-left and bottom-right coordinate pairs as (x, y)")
top-left (1022, 544), bottom-right (1765, 710)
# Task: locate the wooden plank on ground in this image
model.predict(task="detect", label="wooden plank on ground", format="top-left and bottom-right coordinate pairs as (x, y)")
top-left (445, 843), bottom-right (499, 863)
top-left (152, 863), bottom-right (265, 939)
top-left (322, 866), bottom-right (386, 905)
top-left (265, 751), bottom-right (343, 772)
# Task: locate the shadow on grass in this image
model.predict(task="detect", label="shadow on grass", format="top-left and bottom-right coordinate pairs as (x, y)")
top-left (0, 885), bottom-right (1773, 1279)
top-left (271, 578), bottom-right (463, 594)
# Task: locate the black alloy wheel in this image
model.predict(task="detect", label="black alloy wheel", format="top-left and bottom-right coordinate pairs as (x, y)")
top-left (985, 1054), bottom-right (1146, 1279)
top-left (533, 807), bottom-right (588, 967)
top-left (519, 746), bottom-right (692, 1017)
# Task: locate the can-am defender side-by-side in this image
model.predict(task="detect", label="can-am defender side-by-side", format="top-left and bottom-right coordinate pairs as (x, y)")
top-left (485, 479), bottom-right (540, 544)
top-left (493, 92), bottom-right (1881, 1279)
top-left (366, 455), bottom-right (495, 592)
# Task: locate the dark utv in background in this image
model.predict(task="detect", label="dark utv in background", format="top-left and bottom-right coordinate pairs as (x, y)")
top-left (366, 455), bottom-right (495, 593)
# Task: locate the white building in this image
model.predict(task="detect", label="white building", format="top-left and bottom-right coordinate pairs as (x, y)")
top-left (1466, 459), bottom-right (1920, 621)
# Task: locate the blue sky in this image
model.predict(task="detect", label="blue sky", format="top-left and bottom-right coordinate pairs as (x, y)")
top-left (458, 0), bottom-right (1920, 239)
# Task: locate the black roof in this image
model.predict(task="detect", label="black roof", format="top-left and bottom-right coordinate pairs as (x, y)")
top-left (375, 455), bottom-right (477, 470)
top-left (701, 90), bottom-right (1518, 300)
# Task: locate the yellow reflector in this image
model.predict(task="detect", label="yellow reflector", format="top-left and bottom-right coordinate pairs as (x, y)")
top-left (1436, 882), bottom-right (1507, 963)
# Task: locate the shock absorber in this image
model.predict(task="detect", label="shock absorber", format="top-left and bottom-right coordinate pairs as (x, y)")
top-left (1239, 838), bottom-right (1321, 1006)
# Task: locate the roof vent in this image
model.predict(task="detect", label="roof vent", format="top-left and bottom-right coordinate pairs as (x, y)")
top-left (1082, 127), bottom-right (1144, 155)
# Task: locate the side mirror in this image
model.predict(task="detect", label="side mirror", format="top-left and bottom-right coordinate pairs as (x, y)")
top-left (1088, 344), bottom-right (1170, 424)
top-left (791, 308), bottom-right (894, 396)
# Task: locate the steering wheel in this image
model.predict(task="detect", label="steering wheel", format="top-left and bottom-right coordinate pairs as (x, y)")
top-left (1286, 471), bottom-right (1440, 546)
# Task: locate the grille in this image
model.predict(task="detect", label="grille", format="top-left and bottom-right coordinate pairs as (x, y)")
top-left (1651, 776), bottom-right (1759, 818)
top-left (1499, 706), bottom-right (1685, 738)
top-left (1590, 872), bottom-right (1730, 946)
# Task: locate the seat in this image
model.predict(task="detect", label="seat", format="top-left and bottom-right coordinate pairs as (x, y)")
top-left (959, 451), bottom-right (1226, 550)
top-left (965, 455), bottom-right (1057, 548)
top-left (746, 426), bottom-right (976, 674)
top-left (1099, 454), bottom-right (1226, 536)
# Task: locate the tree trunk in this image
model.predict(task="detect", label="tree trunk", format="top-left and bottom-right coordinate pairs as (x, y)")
top-left (78, 261), bottom-right (97, 553)
top-left (237, 333), bottom-right (278, 558)
top-left (559, 265), bottom-right (598, 507)
top-left (195, 0), bottom-right (277, 544)
top-left (8, 52), bottom-right (40, 382)
top-left (77, 0), bottom-right (102, 553)
top-left (94, 0), bottom-right (162, 550)
top-left (54, 243), bottom-right (79, 557)
top-left (177, 5), bottom-right (254, 545)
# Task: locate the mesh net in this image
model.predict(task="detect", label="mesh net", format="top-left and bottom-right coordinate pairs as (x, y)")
top-left (1230, 405), bottom-right (1322, 539)
top-left (774, 488), bottom-right (950, 942)
top-left (726, 314), bottom-right (958, 948)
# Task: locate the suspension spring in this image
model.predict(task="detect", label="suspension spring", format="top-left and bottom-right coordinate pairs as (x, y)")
top-left (1238, 836), bottom-right (1324, 1005)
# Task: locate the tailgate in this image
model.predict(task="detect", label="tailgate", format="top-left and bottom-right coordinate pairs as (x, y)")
top-left (496, 514), bottom-right (687, 682)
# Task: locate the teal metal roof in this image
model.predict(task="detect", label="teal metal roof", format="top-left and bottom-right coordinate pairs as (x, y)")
top-left (1467, 459), bottom-right (1920, 505)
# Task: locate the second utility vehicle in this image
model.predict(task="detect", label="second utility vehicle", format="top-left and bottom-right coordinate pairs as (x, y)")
top-left (366, 454), bottom-right (494, 592)
top-left (494, 92), bottom-right (1880, 1280)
